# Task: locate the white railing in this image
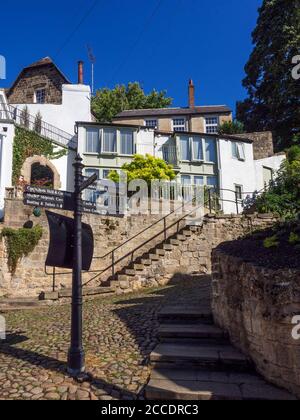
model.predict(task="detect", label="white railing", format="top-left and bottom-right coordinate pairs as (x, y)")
top-left (0, 103), bottom-right (77, 150)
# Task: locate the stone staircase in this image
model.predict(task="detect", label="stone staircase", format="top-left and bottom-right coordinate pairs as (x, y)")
top-left (101, 225), bottom-right (201, 293)
top-left (145, 282), bottom-right (296, 401)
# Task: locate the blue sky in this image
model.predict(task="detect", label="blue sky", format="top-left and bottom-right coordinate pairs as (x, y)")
top-left (0, 0), bottom-right (262, 114)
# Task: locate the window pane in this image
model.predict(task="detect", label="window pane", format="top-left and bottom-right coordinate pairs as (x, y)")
top-left (85, 168), bottom-right (99, 179)
top-left (235, 185), bottom-right (243, 200)
top-left (181, 175), bottom-right (191, 185)
top-left (205, 139), bottom-right (217, 162)
top-left (207, 176), bottom-right (218, 190)
top-left (237, 143), bottom-right (245, 160)
top-left (86, 129), bottom-right (100, 153)
top-left (102, 169), bottom-right (111, 179)
top-left (173, 118), bottom-right (186, 132)
top-left (103, 129), bottom-right (116, 153)
top-left (145, 120), bottom-right (157, 129)
top-left (180, 136), bottom-right (190, 160)
top-left (121, 130), bottom-right (134, 155)
top-left (193, 137), bottom-right (203, 160)
top-left (194, 176), bottom-right (204, 185)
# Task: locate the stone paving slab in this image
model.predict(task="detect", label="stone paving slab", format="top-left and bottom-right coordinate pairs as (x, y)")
top-left (0, 277), bottom-right (210, 400)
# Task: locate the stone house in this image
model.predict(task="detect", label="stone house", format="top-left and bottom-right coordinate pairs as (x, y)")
top-left (113, 80), bottom-right (233, 134)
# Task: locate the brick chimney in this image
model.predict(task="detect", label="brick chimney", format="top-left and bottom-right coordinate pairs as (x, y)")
top-left (78, 61), bottom-right (84, 84)
top-left (188, 79), bottom-right (195, 108)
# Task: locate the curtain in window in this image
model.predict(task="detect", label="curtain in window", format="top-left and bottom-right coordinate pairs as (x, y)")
top-left (86, 129), bottom-right (100, 153)
top-left (103, 129), bottom-right (116, 153)
top-left (193, 137), bottom-right (203, 160)
top-left (121, 130), bottom-right (134, 155)
top-left (180, 136), bottom-right (190, 160)
top-left (205, 139), bottom-right (217, 162)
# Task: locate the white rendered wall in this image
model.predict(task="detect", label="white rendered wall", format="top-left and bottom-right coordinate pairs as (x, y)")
top-left (13, 84), bottom-right (92, 136)
top-left (254, 154), bottom-right (285, 191)
top-left (218, 138), bottom-right (256, 214)
top-left (0, 122), bottom-right (14, 218)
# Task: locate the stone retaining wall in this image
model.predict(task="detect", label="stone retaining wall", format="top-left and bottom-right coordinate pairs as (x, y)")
top-left (0, 198), bottom-right (277, 298)
top-left (212, 249), bottom-right (300, 398)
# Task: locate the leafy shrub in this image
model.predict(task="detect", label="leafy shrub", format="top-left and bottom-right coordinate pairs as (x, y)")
top-left (218, 120), bottom-right (245, 135)
top-left (109, 154), bottom-right (176, 187)
top-left (289, 232), bottom-right (300, 245)
top-left (1, 225), bottom-right (43, 274)
top-left (263, 235), bottom-right (279, 249)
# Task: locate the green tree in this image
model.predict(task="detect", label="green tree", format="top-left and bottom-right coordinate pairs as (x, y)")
top-left (218, 120), bottom-right (245, 135)
top-left (253, 145), bottom-right (300, 218)
top-left (92, 82), bottom-right (172, 122)
top-left (109, 154), bottom-right (176, 187)
top-left (236, 0), bottom-right (300, 150)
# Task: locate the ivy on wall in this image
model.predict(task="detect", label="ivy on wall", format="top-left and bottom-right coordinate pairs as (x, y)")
top-left (12, 127), bottom-right (67, 185)
top-left (1, 225), bottom-right (43, 274)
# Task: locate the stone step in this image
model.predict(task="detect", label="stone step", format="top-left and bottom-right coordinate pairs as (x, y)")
top-left (158, 324), bottom-right (228, 343)
top-left (176, 234), bottom-right (187, 242)
top-left (182, 230), bottom-right (192, 237)
top-left (124, 269), bottom-right (136, 277)
top-left (0, 298), bottom-right (51, 310)
top-left (132, 264), bottom-right (145, 271)
top-left (158, 306), bottom-right (213, 324)
top-left (156, 249), bottom-right (166, 256)
top-left (148, 254), bottom-right (160, 261)
top-left (162, 244), bottom-right (174, 252)
top-left (141, 259), bottom-right (152, 266)
top-left (169, 239), bottom-right (180, 246)
top-left (58, 286), bottom-right (115, 299)
top-left (146, 369), bottom-right (296, 401)
top-left (150, 343), bottom-right (252, 372)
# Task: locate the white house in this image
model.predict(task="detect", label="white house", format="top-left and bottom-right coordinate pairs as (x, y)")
top-left (76, 121), bottom-right (285, 214)
top-left (0, 58), bottom-right (92, 218)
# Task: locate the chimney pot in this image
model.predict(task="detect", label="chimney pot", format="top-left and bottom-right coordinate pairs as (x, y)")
top-left (78, 61), bottom-right (84, 84)
top-left (188, 79), bottom-right (195, 108)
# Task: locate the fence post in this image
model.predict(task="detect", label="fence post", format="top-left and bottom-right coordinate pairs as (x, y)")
top-left (235, 191), bottom-right (239, 214)
top-left (208, 189), bottom-right (212, 214)
top-left (164, 217), bottom-right (167, 242)
top-left (112, 251), bottom-right (115, 277)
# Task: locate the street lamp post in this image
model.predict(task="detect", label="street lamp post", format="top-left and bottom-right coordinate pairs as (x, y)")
top-left (68, 154), bottom-right (85, 376)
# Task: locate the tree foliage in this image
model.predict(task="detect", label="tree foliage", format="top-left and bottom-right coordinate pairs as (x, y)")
top-left (109, 154), bottom-right (176, 187)
top-left (250, 145), bottom-right (300, 218)
top-left (236, 0), bottom-right (300, 150)
top-left (218, 120), bottom-right (245, 135)
top-left (92, 82), bottom-right (172, 122)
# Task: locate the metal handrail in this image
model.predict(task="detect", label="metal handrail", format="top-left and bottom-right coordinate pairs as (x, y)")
top-left (82, 199), bottom-right (204, 287)
top-left (0, 103), bottom-right (77, 150)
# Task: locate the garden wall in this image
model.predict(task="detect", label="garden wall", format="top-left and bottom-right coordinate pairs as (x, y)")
top-left (212, 249), bottom-right (300, 398)
top-left (0, 197), bottom-right (277, 298)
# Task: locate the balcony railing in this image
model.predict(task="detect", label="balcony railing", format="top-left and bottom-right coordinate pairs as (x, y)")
top-left (0, 103), bottom-right (77, 150)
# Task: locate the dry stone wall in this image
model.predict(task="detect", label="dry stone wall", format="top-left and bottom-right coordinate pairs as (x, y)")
top-left (212, 249), bottom-right (300, 398)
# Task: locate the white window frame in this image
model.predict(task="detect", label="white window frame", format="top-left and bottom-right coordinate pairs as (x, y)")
top-left (191, 136), bottom-right (204, 162)
top-left (179, 135), bottom-right (191, 161)
top-left (172, 118), bottom-right (186, 132)
top-left (85, 128), bottom-right (100, 154)
top-left (205, 116), bottom-right (219, 134)
top-left (234, 184), bottom-right (243, 201)
top-left (120, 129), bottom-right (134, 156)
top-left (232, 141), bottom-right (246, 161)
top-left (102, 128), bottom-right (117, 154)
top-left (34, 88), bottom-right (46, 104)
top-left (145, 119), bottom-right (158, 129)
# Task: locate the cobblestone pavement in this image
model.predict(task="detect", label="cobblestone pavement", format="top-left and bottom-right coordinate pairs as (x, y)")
top-left (0, 275), bottom-right (209, 400)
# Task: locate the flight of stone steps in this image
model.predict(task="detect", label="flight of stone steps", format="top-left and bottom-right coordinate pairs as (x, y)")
top-left (102, 225), bottom-right (200, 293)
top-left (145, 283), bottom-right (296, 401)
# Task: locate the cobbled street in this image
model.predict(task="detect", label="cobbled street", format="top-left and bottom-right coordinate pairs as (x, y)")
top-left (0, 276), bottom-right (206, 400)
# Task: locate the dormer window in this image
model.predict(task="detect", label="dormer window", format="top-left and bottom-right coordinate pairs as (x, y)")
top-left (34, 89), bottom-right (46, 104)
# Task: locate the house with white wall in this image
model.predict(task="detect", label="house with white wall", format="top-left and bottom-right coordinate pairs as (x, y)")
top-left (76, 121), bottom-right (285, 214)
top-left (0, 58), bottom-right (92, 218)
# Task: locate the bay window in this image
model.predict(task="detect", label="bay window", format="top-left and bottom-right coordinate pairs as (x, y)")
top-left (192, 137), bottom-right (203, 161)
top-left (86, 128), bottom-right (100, 154)
top-left (120, 130), bottom-right (134, 155)
top-left (103, 128), bottom-right (117, 153)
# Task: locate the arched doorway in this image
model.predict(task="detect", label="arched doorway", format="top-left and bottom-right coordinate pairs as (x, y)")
top-left (21, 156), bottom-right (62, 190)
top-left (31, 162), bottom-right (54, 188)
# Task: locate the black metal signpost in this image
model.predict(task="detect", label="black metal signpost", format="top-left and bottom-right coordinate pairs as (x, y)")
top-left (23, 155), bottom-right (98, 378)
